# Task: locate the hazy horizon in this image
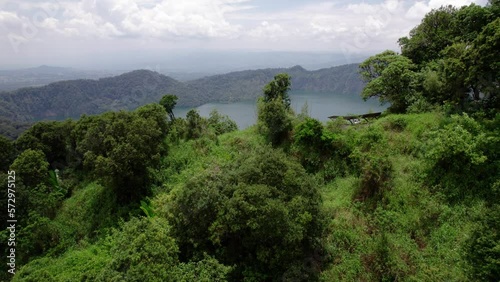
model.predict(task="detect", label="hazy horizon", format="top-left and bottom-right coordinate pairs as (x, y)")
top-left (0, 0), bottom-right (488, 72)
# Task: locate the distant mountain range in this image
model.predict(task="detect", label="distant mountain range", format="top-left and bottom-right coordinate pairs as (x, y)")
top-left (0, 65), bottom-right (215, 92)
top-left (0, 65), bottom-right (115, 92)
top-left (0, 63), bottom-right (364, 139)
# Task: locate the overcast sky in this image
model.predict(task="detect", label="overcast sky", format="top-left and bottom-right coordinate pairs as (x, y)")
top-left (0, 0), bottom-right (488, 70)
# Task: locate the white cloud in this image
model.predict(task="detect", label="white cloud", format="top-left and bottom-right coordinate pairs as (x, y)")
top-left (38, 17), bottom-right (59, 30)
top-left (0, 0), bottom-right (490, 62)
top-left (406, 0), bottom-right (487, 19)
top-left (0, 11), bottom-right (24, 30)
top-left (53, 0), bottom-right (245, 39)
top-left (248, 21), bottom-right (285, 39)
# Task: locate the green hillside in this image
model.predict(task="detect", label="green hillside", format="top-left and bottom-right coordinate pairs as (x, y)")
top-left (1, 103), bottom-right (498, 281)
top-left (0, 2), bottom-right (499, 281)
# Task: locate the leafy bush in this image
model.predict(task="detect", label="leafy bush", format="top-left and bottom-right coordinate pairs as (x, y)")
top-left (185, 109), bottom-right (206, 140)
top-left (355, 151), bottom-right (393, 205)
top-left (257, 97), bottom-right (293, 146)
top-left (207, 109), bottom-right (238, 136)
top-left (15, 120), bottom-right (75, 168)
top-left (167, 145), bottom-right (323, 281)
top-left (73, 103), bottom-right (168, 202)
top-left (466, 204), bottom-right (500, 281)
top-left (424, 114), bottom-right (496, 200)
top-left (171, 255), bottom-right (232, 282)
top-left (293, 117), bottom-right (351, 177)
top-left (10, 149), bottom-right (67, 219)
top-left (96, 217), bottom-right (179, 281)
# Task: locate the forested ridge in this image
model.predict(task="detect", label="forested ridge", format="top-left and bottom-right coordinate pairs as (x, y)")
top-left (1, 2), bottom-right (499, 282)
top-left (0, 63), bottom-right (363, 139)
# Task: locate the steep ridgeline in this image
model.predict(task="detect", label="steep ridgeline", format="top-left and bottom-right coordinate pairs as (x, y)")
top-left (186, 64), bottom-right (364, 102)
top-left (0, 64), bottom-right (363, 135)
top-left (0, 70), bottom-right (189, 123)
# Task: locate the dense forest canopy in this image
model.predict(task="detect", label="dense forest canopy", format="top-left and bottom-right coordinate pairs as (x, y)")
top-left (0, 2), bottom-right (499, 282)
top-left (361, 2), bottom-right (499, 115)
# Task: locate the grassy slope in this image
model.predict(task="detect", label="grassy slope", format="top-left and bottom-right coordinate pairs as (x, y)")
top-left (320, 113), bottom-right (486, 281)
top-left (13, 113), bottom-right (488, 281)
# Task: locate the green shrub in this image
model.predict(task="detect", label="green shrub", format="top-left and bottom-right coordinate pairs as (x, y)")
top-left (294, 117), bottom-right (352, 177)
top-left (466, 204), bottom-right (500, 281)
top-left (97, 217), bottom-right (179, 281)
top-left (257, 97), bottom-right (293, 146)
top-left (208, 109), bottom-right (238, 136)
top-left (355, 152), bottom-right (393, 205)
top-left (167, 145), bottom-right (323, 281)
top-left (171, 255), bottom-right (232, 282)
top-left (13, 242), bottom-right (112, 282)
top-left (424, 114), bottom-right (496, 200)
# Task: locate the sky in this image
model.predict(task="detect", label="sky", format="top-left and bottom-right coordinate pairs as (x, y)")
top-left (0, 0), bottom-right (489, 70)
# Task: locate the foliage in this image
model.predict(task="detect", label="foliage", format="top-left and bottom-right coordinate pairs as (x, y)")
top-left (140, 199), bottom-right (156, 218)
top-left (466, 204), bottom-right (500, 281)
top-left (257, 97), bottom-right (293, 146)
top-left (355, 151), bottom-right (393, 205)
top-left (207, 109), bottom-right (238, 136)
top-left (15, 212), bottom-right (61, 264)
top-left (423, 114), bottom-right (498, 200)
top-left (15, 120), bottom-right (75, 168)
top-left (256, 73), bottom-right (295, 146)
top-left (52, 182), bottom-right (121, 248)
top-left (263, 73), bottom-right (292, 108)
top-left (10, 149), bottom-right (49, 189)
top-left (293, 117), bottom-right (350, 175)
top-left (468, 18), bottom-right (500, 112)
top-left (0, 135), bottom-right (16, 170)
top-left (185, 109), bottom-right (206, 140)
top-left (13, 243), bottom-right (112, 282)
top-left (398, 5), bottom-right (457, 66)
top-left (0, 118), bottom-right (31, 141)
top-left (9, 149), bottom-right (67, 221)
top-left (171, 255), bottom-right (233, 282)
top-left (96, 217), bottom-right (179, 281)
top-left (361, 3), bottom-right (500, 114)
top-left (167, 145), bottom-right (322, 281)
top-left (6, 109), bottom-right (499, 282)
top-left (73, 103), bottom-right (168, 202)
top-left (359, 50), bottom-right (418, 113)
top-left (160, 94), bottom-right (178, 121)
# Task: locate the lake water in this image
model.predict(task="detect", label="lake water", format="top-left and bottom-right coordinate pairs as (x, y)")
top-left (174, 91), bottom-right (387, 129)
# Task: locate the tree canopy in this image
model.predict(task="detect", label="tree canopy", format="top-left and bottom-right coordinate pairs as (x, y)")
top-left (160, 94), bottom-right (178, 121)
top-left (363, 3), bottom-right (499, 113)
top-left (258, 73), bottom-right (293, 145)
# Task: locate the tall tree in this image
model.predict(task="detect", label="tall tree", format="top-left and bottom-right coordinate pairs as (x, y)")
top-left (159, 94), bottom-right (178, 121)
top-left (467, 18), bottom-right (500, 110)
top-left (73, 103), bottom-right (168, 202)
top-left (452, 4), bottom-right (493, 43)
top-left (359, 51), bottom-right (418, 113)
top-left (263, 73), bottom-right (292, 109)
top-left (258, 74), bottom-right (293, 146)
top-left (185, 109), bottom-right (204, 140)
top-left (398, 5), bottom-right (457, 66)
